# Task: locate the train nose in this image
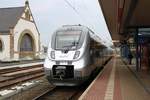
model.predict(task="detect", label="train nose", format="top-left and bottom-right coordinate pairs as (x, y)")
top-left (53, 65), bottom-right (74, 79)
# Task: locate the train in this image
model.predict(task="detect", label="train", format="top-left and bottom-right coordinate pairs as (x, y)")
top-left (44, 25), bottom-right (113, 86)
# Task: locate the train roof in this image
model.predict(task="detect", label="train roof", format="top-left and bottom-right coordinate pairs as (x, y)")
top-left (56, 25), bottom-right (89, 32)
top-left (90, 34), bottom-right (106, 47)
top-left (88, 29), bottom-right (107, 48)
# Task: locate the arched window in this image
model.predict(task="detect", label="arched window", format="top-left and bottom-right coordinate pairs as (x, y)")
top-left (25, 10), bottom-right (30, 20)
top-left (0, 39), bottom-right (3, 52)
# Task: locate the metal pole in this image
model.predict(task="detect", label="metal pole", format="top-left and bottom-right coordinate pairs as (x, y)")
top-left (140, 44), bottom-right (142, 69)
top-left (135, 28), bottom-right (139, 71)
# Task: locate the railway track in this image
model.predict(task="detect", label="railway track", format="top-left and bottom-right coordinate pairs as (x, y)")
top-left (33, 86), bottom-right (80, 100)
top-left (0, 64), bottom-right (43, 74)
top-left (31, 58), bottom-right (111, 100)
top-left (33, 67), bottom-right (106, 100)
top-left (0, 58), bottom-right (111, 99)
top-left (0, 64), bottom-right (44, 89)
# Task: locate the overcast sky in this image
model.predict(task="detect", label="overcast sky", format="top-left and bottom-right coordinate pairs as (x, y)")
top-left (0, 0), bottom-right (113, 46)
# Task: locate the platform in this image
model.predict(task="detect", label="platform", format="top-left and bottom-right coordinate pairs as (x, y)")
top-left (79, 56), bottom-right (150, 100)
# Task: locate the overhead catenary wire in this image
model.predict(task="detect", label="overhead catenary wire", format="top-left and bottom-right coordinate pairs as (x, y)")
top-left (63, 0), bottom-right (112, 45)
top-left (63, 0), bottom-right (78, 16)
top-left (83, 0), bottom-right (112, 43)
top-left (63, 0), bottom-right (94, 28)
top-left (82, 0), bottom-right (113, 43)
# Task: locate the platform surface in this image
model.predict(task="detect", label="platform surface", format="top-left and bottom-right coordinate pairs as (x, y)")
top-left (79, 56), bottom-right (150, 100)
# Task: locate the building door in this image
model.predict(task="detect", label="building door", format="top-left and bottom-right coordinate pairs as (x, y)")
top-left (20, 34), bottom-right (34, 58)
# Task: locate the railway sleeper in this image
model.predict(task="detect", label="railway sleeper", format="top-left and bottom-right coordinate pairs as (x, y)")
top-left (0, 72), bottom-right (44, 89)
top-left (0, 64), bottom-right (43, 74)
top-left (0, 70), bottom-right (44, 83)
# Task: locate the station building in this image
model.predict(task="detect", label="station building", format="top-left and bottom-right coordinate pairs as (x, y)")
top-left (0, 1), bottom-right (40, 61)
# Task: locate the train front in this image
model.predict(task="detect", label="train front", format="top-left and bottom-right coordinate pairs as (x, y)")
top-left (44, 27), bottom-right (90, 86)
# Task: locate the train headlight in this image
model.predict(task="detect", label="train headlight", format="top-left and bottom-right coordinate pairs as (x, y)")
top-left (51, 51), bottom-right (55, 59)
top-left (73, 51), bottom-right (80, 59)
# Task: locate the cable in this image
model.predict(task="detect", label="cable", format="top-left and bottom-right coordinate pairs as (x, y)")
top-left (63, 0), bottom-right (93, 28)
top-left (81, 0), bottom-right (112, 43)
top-left (63, 0), bottom-right (79, 16)
top-left (63, 0), bottom-right (112, 45)
top-left (63, 0), bottom-right (85, 23)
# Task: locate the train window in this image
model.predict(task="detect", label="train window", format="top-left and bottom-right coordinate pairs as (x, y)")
top-left (0, 39), bottom-right (3, 52)
top-left (55, 31), bottom-right (82, 50)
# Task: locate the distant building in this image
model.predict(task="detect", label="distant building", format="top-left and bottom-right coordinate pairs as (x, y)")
top-left (0, 1), bottom-right (40, 61)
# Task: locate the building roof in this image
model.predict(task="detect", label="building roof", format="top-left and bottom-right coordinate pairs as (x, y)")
top-left (0, 7), bottom-right (24, 33)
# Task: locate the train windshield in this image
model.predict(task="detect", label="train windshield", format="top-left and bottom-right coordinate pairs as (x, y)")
top-left (55, 31), bottom-right (82, 50)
